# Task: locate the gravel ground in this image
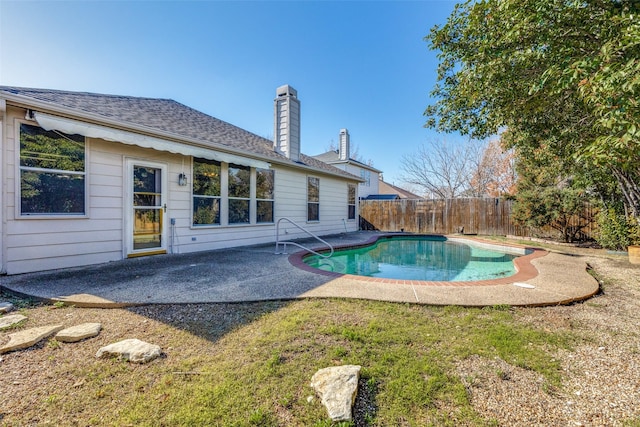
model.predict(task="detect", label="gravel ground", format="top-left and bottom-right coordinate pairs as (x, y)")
top-left (1, 250), bottom-right (639, 426)
top-left (456, 254), bottom-right (640, 426)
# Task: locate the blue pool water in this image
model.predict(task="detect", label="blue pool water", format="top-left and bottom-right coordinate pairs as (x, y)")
top-left (304, 236), bottom-right (523, 281)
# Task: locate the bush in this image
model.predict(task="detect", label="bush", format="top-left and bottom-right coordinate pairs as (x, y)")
top-left (512, 187), bottom-right (592, 243)
top-left (595, 208), bottom-right (640, 250)
top-left (630, 217), bottom-right (640, 246)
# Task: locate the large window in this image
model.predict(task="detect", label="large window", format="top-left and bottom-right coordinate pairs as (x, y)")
top-left (192, 158), bottom-right (221, 225)
top-left (228, 164), bottom-right (250, 224)
top-left (307, 176), bottom-right (320, 222)
top-left (256, 168), bottom-right (275, 223)
top-left (192, 161), bottom-right (275, 227)
top-left (19, 123), bottom-right (86, 215)
top-left (348, 183), bottom-right (356, 220)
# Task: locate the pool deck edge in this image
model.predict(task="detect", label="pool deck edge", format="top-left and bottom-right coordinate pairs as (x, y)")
top-left (294, 234), bottom-right (601, 307)
top-left (290, 234), bottom-right (547, 287)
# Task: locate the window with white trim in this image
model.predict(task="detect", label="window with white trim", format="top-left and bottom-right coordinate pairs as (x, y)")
top-left (19, 123), bottom-right (86, 215)
top-left (192, 160), bottom-right (275, 226)
top-left (307, 176), bottom-right (320, 222)
top-left (256, 168), bottom-right (274, 223)
top-left (192, 158), bottom-right (221, 225)
top-left (228, 164), bottom-right (251, 224)
top-left (348, 183), bottom-right (356, 220)
top-left (360, 169), bottom-right (371, 186)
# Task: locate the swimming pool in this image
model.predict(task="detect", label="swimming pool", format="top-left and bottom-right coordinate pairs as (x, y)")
top-left (303, 236), bottom-right (532, 282)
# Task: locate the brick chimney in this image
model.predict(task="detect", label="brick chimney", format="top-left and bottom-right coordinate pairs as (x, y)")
top-left (338, 128), bottom-right (350, 160)
top-left (273, 84), bottom-right (300, 161)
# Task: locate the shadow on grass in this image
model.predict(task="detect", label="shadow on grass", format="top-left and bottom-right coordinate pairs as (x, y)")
top-left (353, 377), bottom-right (378, 426)
top-left (125, 300), bottom-right (291, 343)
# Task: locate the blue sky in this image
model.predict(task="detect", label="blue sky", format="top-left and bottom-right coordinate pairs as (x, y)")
top-left (0, 0), bottom-right (460, 184)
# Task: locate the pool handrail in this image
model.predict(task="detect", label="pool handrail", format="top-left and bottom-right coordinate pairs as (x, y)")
top-left (274, 217), bottom-right (334, 258)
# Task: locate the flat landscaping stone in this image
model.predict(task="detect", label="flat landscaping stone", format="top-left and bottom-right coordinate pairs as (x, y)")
top-left (0, 314), bottom-right (27, 330)
top-left (0, 324), bottom-right (64, 354)
top-left (0, 302), bottom-right (14, 313)
top-left (56, 323), bottom-right (102, 343)
top-left (96, 338), bottom-right (162, 363)
top-left (52, 293), bottom-right (126, 308)
top-left (311, 365), bottom-right (361, 422)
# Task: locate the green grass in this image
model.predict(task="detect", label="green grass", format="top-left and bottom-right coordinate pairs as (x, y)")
top-left (84, 299), bottom-right (576, 426)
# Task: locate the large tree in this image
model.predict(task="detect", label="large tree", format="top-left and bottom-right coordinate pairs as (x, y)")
top-left (400, 138), bottom-right (516, 198)
top-left (400, 139), bottom-right (480, 198)
top-left (469, 138), bottom-right (517, 197)
top-left (425, 0), bottom-right (640, 220)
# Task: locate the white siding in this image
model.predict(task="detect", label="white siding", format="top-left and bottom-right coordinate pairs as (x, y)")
top-left (4, 108), bottom-right (129, 274)
top-left (2, 105), bottom-right (359, 274)
top-left (269, 166), bottom-right (358, 240)
top-left (0, 102), bottom-right (5, 273)
top-left (173, 165), bottom-right (359, 254)
top-left (344, 164), bottom-right (379, 198)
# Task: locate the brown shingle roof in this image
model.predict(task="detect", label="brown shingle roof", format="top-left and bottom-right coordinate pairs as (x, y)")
top-left (378, 180), bottom-right (423, 199)
top-left (0, 86), bottom-right (361, 181)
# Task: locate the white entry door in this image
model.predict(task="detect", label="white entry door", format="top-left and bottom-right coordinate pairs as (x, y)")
top-left (126, 160), bottom-right (167, 257)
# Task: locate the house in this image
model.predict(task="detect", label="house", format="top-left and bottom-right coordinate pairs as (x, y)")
top-left (361, 194), bottom-right (400, 200)
top-left (312, 129), bottom-right (382, 198)
top-left (377, 178), bottom-right (423, 199)
top-left (0, 84), bottom-right (363, 275)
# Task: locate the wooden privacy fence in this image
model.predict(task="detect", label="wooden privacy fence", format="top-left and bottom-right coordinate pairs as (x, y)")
top-left (359, 198), bottom-right (597, 240)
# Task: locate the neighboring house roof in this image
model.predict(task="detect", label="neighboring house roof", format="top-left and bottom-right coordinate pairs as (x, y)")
top-left (0, 86), bottom-right (362, 182)
top-left (313, 150), bottom-right (382, 173)
top-left (362, 194), bottom-right (400, 200)
top-left (378, 180), bottom-right (423, 199)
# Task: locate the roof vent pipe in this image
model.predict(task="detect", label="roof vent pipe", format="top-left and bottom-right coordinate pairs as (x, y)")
top-left (273, 84), bottom-right (300, 162)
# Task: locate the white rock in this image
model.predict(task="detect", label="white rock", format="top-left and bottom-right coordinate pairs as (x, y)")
top-left (0, 324), bottom-right (64, 354)
top-left (0, 314), bottom-right (27, 330)
top-left (513, 282), bottom-right (536, 289)
top-left (310, 365), bottom-right (361, 422)
top-left (56, 323), bottom-right (102, 343)
top-left (96, 338), bottom-right (162, 363)
top-left (0, 302), bottom-right (15, 313)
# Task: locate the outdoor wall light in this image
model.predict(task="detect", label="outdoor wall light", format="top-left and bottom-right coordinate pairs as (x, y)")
top-left (178, 173), bottom-right (188, 186)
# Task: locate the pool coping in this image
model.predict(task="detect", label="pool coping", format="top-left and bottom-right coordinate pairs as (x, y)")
top-left (289, 234), bottom-right (548, 287)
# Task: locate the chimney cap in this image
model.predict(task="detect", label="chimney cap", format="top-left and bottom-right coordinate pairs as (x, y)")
top-left (276, 84), bottom-right (297, 98)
